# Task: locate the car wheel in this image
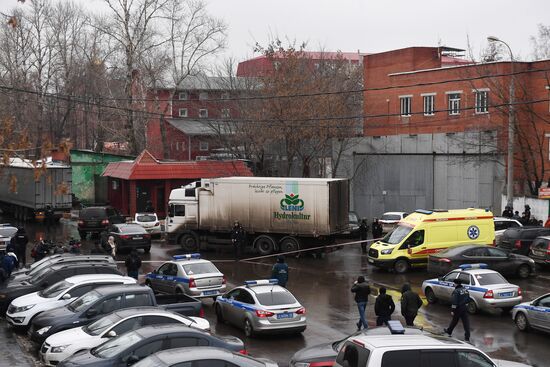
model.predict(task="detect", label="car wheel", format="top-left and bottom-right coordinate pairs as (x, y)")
top-left (78, 231), bottom-right (86, 240)
top-left (425, 288), bottom-right (438, 304)
top-left (393, 259), bottom-right (410, 274)
top-left (244, 319), bottom-right (255, 337)
top-left (466, 301), bottom-right (478, 315)
top-left (143, 247), bottom-right (151, 254)
top-left (215, 304), bottom-right (225, 323)
top-left (517, 264), bottom-right (530, 279)
top-left (515, 312), bottom-right (529, 331)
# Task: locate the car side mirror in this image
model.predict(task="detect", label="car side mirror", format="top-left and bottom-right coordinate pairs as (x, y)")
top-left (62, 293), bottom-right (71, 300)
top-left (126, 355), bottom-right (140, 366)
top-left (86, 308), bottom-right (98, 318)
top-left (106, 330), bottom-right (117, 338)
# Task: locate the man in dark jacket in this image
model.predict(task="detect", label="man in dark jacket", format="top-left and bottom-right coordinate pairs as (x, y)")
top-left (375, 287), bottom-right (395, 326)
top-left (372, 218), bottom-right (383, 240)
top-left (400, 283), bottom-right (423, 326)
top-left (351, 276), bottom-right (371, 330)
top-left (231, 220), bottom-right (246, 260)
top-left (359, 219), bottom-right (369, 254)
top-left (271, 256), bottom-right (289, 287)
top-left (125, 250), bottom-right (142, 280)
top-left (14, 228), bottom-right (29, 267)
top-left (444, 279), bottom-right (471, 342)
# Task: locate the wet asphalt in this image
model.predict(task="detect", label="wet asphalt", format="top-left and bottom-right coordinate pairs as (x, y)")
top-left (3, 218), bottom-right (550, 367)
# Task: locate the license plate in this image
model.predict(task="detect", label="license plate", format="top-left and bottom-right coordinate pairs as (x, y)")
top-left (500, 292), bottom-right (513, 297)
top-left (203, 290), bottom-right (217, 296)
top-left (134, 236), bottom-right (143, 240)
top-left (277, 312), bottom-right (294, 319)
top-left (368, 258), bottom-right (374, 264)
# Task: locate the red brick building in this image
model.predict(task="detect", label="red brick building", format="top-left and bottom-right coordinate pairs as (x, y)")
top-left (102, 150), bottom-right (253, 217)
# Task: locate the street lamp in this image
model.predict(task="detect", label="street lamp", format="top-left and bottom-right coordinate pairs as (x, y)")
top-left (487, 36), bottom-right (515, 209)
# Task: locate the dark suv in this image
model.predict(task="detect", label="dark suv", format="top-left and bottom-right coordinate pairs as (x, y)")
top-left (498, 227), bottom-right (550, 255)
top-left (529, 236), bottom-right (550, 267)
top-left (78, 207), bottom-right (125, 239)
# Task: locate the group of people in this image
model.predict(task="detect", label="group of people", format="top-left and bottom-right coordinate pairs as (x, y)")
top-left (359, 218), bottom-right (383, 253)
top-left (502, 204), bottom-right (540, 225)
top-left (350, 276), bottom-right (423, 330)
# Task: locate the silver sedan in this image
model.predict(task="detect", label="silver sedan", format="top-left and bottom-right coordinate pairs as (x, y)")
top-left (215, 279), bottom-right (306, 337)
top-left (513, 293), bottom-right (550, 333)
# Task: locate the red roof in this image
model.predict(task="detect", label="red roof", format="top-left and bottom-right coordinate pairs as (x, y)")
top-left (102, 150), bottom-right (253, 180)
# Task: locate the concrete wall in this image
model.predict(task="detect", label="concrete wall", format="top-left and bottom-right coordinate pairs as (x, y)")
top-left (500, 195), bottom-right (549, 222)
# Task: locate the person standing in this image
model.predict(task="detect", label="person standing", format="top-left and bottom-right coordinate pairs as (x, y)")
top-left (374, 287), bottom-right (395, 326)
top-left (359, 219), bottom-right (369, 254)
top-left (271, 255), bottom-right (289, 287)
top-left (372, 218), bottom-right (383, 240)
top-left (107, 236), bottom-right (117, 258)
top-left (351, 276), bottom-right (371, 331)
top-left (400, 283), bottom-right (423, 326)
top-left (125, 250), bottom-right (142, 280)
top-left (524, 205), bottom-right (531, 223)
top-left (231, 220), bottom-right (245, 261)
top-left (444, 279), bottom-right (471, 342)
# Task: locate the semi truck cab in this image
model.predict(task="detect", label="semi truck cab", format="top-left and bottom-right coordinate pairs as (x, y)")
top-left (166, 181), bottom-right (203, 247)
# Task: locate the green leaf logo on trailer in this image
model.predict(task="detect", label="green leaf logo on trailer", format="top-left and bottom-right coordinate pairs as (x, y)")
top-left (280, 182), bottom-right (304, 211)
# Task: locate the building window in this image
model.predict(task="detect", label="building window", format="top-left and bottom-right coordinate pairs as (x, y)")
top-left (112, 180), bottom-right (118, 190)
top-left (199, 141), bottom-right (209, 151)
top-left (178, 92), bottom-right (188, 100)
top-left (399, 96), bottom-right (412, 117)
top-left (475, 90), bottom-right (489, 113)
top-left (199, 109), bottom-right (208, 118)
top-left (175, 142), bottom-right (179, 151)
top-left (221, 108), bottom-right (230, 118)
top-left (422, 94), bottom-right (435, 116)
top-left (199, 91), bottom-right (208, 100)
top-left (447, 92), bottom-right (461, 115)
top-left (178, 108), bottom-right (188, 117)
top-left (221, 92), bottom-right (230, 100)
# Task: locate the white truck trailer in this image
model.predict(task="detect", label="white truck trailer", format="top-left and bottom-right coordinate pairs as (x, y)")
top-left (166, 177), bottom-right (349, 255)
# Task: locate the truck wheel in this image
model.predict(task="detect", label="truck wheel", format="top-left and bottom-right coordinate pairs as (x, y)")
top-left (179, 233), bottom-right (199, 252)
top-left (393, 259), bottom-right (410, 274)
top-left (254, 235), bottom-right (276, 256)
top-left (279, 236), bottom-right (301, 257)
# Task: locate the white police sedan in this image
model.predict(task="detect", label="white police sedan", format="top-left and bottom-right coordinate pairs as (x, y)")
top-left (512, 293), bottom-right (550, 334)
top-left (422, 264), bottom-right (522, 314)
top-left (215, 279), bottom-right (306, 337)
top-left (145, 254), bottom-right (226, 299)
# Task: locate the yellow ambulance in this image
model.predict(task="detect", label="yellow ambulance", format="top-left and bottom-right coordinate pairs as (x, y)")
top-left (367, 208), bottom-right (495, 273)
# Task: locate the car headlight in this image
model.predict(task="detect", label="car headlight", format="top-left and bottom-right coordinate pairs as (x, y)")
top-left (0, 294), bottom-right (7, 299)
top-left (381, 248), bottom-right (393, 255)
top-left (51, 345), bottom-right (69, 353)
top-left (14, 304), bottom-right (35, 313)
top-left (36, 326), bottom-right (52, 335)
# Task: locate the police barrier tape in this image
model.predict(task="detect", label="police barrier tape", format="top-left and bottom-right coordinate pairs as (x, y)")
top-left (114, 237), bottom-right (384, 264)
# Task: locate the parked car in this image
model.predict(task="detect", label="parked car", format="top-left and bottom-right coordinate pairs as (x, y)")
top-left (215, 279), bottom-right (306, 337)
top-left (498, 227), bottom-right (550, 255)
top-left (0, 262), bottom-right (121, 315)
top-left (78, 206), bottom-right (125, 239)
top-left (529, 236), bottom-right (550, 267)
top-left (494, 217), bottom-right (522, 246)
top-left (101, 224), bottom-right (151, 253)
top-left (512, 292), bottom-right (550, 334)
top-left (0, 224), bottom-right (17, 252)
top-left (134, 213), bottom-right (162, 237)
top-left (379, 211), bottom-right (408, 233)
top-left (6, 274), bottom-right (136, 329)
top-left (29, 284), bottom-right (204, 343)
top-left (428, 244), bottom-right (536, 278)
top-left (145, 254), bottom-right (226, 298)
top-left (57, 324), bottom-right (246, 367)
top-left (134, 347), bottom-right (278, 367)
top-left (40, 307), bottom-right (210, 366)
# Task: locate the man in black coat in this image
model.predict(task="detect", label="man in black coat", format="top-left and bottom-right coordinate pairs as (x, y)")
top-left (14, 228), bottom-right (29, 267)
top-left (444, 278), bottom-right (471, 342)
top-left (359, 219), bottom-right (369, 254)
top-left (400, 283), bottom-right (423, 326)
top-left (231, 220), bottom-right (246, 260)
top-left (351, 276), bottom-right (371, 330)
top-left (375, 287), bottom-right (395, 326)
top-left (372, 218), bottom-right (383, 240)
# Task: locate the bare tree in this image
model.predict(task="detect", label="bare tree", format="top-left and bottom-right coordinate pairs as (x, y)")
top-left (531, 24), bottom-right (550, 61)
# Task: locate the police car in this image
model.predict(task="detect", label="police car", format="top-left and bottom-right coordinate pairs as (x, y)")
top-left (145, 254), bottom-right (226, 298)
top-left (512, 292), bottom-right (550, 334)
top-left (215, 279), bottom-right (306, 337)
top-left (422, 263), bottom-right (522, 314)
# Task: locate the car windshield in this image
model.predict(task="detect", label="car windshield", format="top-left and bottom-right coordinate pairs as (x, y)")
top-left (92, 331), bottom-right (143, 358)
top-left (84, 313), bottom-right (122, 336)
top-left (29, 267), bottom-right (52, 283)
top-left (182, 263), bottom-right (219, 275)
top-left (136, 214), bottom-right (156, 222)
top-left (348, 212), bottom-right (359, 224)
top-left (381, 214), bottom-right (401, 221)
top-left (81, 208), bottom-right (107, 218)
top-left (474, 273), bottom-right (508, 285)
top-left (39, 280), bottom-right (72, 298)
top-left (68, 290), bottom-right (101, 312)
top-left (255, 291), bottom-right (297, 306)
top-left (381, 225), bottom-right (413, 245)
top-left (120, 225), bottom-right (146, 234)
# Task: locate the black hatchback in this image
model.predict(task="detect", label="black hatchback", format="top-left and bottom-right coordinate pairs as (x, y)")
top-left (529, 236), bottom-right (550, 267)
top-left (78, 207), bottom-right (125, 239)
top-left (498, 227), bottom-right (550, 255)
top-left (101, 224), bottom-right (152, 253)
top-left (428, 244), bottom-right (536, 278)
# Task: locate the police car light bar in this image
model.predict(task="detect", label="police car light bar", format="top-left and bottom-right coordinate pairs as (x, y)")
top-left (173, 253), bottom-right (201, 260)
top-left (387, 320), bottom-right (406, 334)
top-left (244, 279), bottom-right (279, 287)
top-left (459, 263), bottom-right (488, 270)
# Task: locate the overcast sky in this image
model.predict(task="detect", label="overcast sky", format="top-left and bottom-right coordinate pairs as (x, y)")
top-left (1, 0), bottom-right (548, 61)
